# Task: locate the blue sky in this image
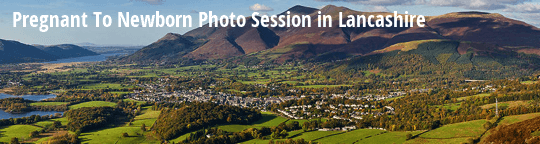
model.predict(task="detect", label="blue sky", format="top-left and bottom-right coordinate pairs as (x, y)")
top-left (1, 0), bottom-right (540, 46)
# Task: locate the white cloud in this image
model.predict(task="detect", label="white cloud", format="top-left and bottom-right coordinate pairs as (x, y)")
top-left (121, 2), bottom-right (134, 6)
top-left (315, 0), bottom-right (414, 6)
top-left (365, 6), bottom-right (389, 12)
top-left (504, 3), bottom-right (540, 13)
top-left (132, 0), bottom-right (164, 5)
top-left (190, 10), bottom-right (199, 13)
top-left (316, 0), bottom-right (532, 10)
top-left (249, 3), bottom-right (274, 12)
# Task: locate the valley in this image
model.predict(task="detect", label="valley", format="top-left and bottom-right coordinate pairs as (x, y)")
top-left (2, 4), bottom-right (540, 144)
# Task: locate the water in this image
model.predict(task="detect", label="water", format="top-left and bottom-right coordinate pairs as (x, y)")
top-left (0, 93), bottom-right (56, 101)
top-left (43, 53), bottom-right (127, 64)
top-left (0, 93), bottom-right (61, 119)
top-left (0, 110), bottom-right (62, 119)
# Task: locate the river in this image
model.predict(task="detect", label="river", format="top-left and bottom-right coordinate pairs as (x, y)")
top-left (0, 93), bottom-right (62, 119)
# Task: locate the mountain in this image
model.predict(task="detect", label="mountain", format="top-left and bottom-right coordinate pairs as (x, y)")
top-left (34, 44), bottom-right (98, 59)
top-left (0, 39), bottom-right (58, 64)
top-left (124, 5), bottom-right (540, 64)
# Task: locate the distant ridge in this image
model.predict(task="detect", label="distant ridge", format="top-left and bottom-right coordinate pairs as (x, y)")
top-left (35, 44), bottom-right (99, 59)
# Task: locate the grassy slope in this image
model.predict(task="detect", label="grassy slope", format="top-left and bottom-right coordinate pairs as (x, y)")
top-left (406, 119), bottom-right (487, 144)
top-left (0, 125), bottom-right (42, 142)
top-left (69, 101), bottom-right (117, 109)
top-left (217, 112), bottom-right (288, 132)
top-left (79, 106), bottom-right (160, 144)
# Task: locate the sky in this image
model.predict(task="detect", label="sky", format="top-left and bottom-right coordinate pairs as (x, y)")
top-left (1, 0), bottom-right (540, 46)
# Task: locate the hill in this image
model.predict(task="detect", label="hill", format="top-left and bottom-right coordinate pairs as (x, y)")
top-left (34, 44), bottom-right (98, 59)
top-left (124, 5), bottom-right (540, 64)
top-left (0, 39), bottom-right (58, 64)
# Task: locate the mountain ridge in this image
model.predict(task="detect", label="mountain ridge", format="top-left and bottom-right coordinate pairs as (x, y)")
top-left (123, 5), bottom-right (540, 64)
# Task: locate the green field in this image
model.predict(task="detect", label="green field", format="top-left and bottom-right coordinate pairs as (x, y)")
top-left (69, 101), bottom-right (117, 109)
top-left (315, 129), bottom-right (385, 143)
top-left (358, 131), bottom-right (424, 144)
top-left (499, 112), bottom-right (540, 125)
top-left (521, 81), bottom-right (537, 84)
top-left (457, 93), bottom-right (491, 101)
top-left (405, 119), bottom-right (487, 144)
top-left (0, 125), bottom-right (42, 142)
top-left (34, 117), bottom-right (69, 128)
top-left (79, 83), bottom-right (133, 90)
top-left (295, 85), bottom-right (352, 88)
top-left (419, 119), bottom-right (486, 139)
top-left (123, 99), bottom-right (147, 105)
top-left (435, 103), bottom-right (461, 111)
top-left (217, 112), bottom-right (288, 132)
top-left (79, 106), bottom-right (160, 144)
top-left (30, 102), bottom-right (69, 106)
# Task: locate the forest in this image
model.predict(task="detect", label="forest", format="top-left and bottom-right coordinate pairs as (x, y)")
top-left (153, 102), bottom-right (262, 140)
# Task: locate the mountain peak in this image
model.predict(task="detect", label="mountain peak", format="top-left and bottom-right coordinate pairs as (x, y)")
top-left (159, 33), bottom-right (184, 41)
top-left (279, 5), bottom-right (318, 15)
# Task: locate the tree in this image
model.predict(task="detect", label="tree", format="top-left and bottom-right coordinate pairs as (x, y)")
top-left (10, 137), bottom-right (19, 144)
top-left (52, 120), bottom-right (62, 128)
top-left (406, 133), bottom-right (413, 140)
top-left (141, 123), bottom-right (147, 132)
top-left (29, 130), bottom-right (39, 138)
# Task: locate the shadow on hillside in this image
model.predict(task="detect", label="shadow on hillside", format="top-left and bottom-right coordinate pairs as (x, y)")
top-left (251, 113), bottom-right (278, 125)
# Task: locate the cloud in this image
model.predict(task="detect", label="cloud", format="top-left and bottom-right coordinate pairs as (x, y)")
top-left (316, 0), bottom-right (532, 10)
top-left (503, 3), bottom-right (540, 13)
top-left (249, 4), bottom-right (274, 12)
top-left (190, 10), bottom-right (199, 13)
top-left (365, 6), bottom-right (389, 12)
top-left (132, 0), bottom-right (164, 5)
top-left (121, 2), bottom-right (134, 6)
top-left (315, 0), bottom-right (414, 6)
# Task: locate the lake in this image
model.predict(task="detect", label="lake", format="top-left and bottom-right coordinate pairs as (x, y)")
top-left (0, 93), bottom-right (62, 119)
top-left (43, 53), bottom-right (127, 64)
top-left (0, 93), bottom-right (56, 101)
top-left (0, 110), bottom-right (62, 119)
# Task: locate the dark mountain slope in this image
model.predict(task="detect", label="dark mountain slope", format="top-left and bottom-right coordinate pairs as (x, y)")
top-left (35, 44), bottom-right (98, 59)
top-left (0, 39), bottom-right (58, 64)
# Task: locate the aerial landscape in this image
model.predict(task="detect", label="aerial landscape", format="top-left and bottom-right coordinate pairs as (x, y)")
top-left (2, 0), bottom-right (540, 144)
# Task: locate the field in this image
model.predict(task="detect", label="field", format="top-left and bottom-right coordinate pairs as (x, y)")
top-left (30, 102), bottom-right (69, 106)
top-left (242, 129), bottom-right (386, 144)
top-left (69, 101), bottom-right (117, 109)
top-left (406, 119), bottom-right (487, 143)
top-left (34, 117), bottom-right (69, 128)
top-left (0, 125), bottom-right (42, 142)
top-left (480, 100), bottom-right (530, 109)
top-left (521, 81), bottom-right (537, 84)
top-left (295, 85), bottom-right (352, 88)
top-left (435, 103), bottom-right (461, 111)
top-left (315, 129), bottom-right (385, 143)
top-left (79, 83), bottom-right (133, 90)
top-left (217, 112), bottom-right (288, 132)
top-left (357, 131), bottom-right (424, 144)
top-left (457, 93), bottom-right (491, 101)
top-left (79, 106), bottom-right (160, 144)
top-left (498, 112), bottom-right (540, 125)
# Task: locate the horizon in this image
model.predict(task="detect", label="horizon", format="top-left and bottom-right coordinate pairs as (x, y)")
top-left (1, 0), bottom-right (540, 46)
